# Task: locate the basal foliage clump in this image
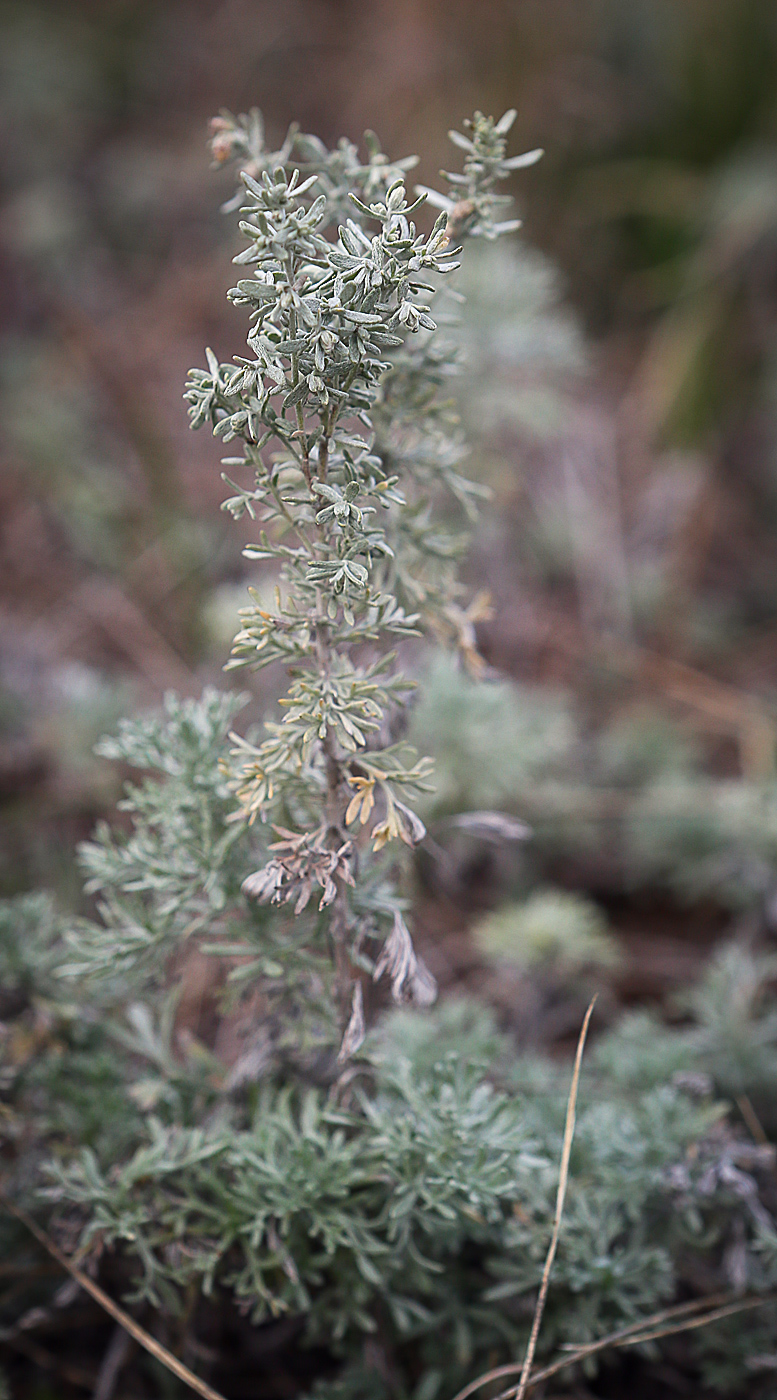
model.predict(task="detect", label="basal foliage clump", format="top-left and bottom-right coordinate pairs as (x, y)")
top-left (2, 108), bottom-right (777, 1400)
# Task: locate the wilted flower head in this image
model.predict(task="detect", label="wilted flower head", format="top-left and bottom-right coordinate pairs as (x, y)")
top-left (373, 911), bottom-right (437, 1007)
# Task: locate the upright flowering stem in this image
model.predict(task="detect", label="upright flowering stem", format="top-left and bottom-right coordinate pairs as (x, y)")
top-left (185, 108), bottom-right (541, 1061)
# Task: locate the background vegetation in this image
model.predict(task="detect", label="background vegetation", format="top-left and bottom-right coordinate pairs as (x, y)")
top-left (6, 2), bottom-right (777, 1397)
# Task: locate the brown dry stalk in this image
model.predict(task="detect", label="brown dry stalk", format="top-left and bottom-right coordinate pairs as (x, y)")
top-left (0, 1191), bottom-right (230, 1400)
top-left (512, 997), bottom-right (595, 1400)
top-left (501, 1290), bottom-right (777, 1399)
top-left (447, 989), bottom-right (776, 1400)
top-left (450, 1284), bottom-right (776, 1400)
top-left (737, 1092), bottom-right (771, 1147)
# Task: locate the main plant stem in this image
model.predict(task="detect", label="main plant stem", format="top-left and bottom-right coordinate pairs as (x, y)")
top-left (325, 741), bottom-right (352, 1037)
top-left (307, 417), bottom-right (352, 1037)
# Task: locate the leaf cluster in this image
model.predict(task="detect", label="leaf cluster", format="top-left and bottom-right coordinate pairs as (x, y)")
top-left (36, 987), bottom-right (777, 1400)
top-left (181, 107), bottom-right (543, 1054)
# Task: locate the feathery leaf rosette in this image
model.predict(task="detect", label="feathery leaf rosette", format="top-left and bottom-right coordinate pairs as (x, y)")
top-left (184, 109), bottom-right (539, 1055)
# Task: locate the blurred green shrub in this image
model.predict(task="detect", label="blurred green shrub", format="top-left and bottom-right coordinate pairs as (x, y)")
top-left (595, 941), bottom-right (777, 1121)
top-left (473, 889), bottom-right (620, 973)
top-left (409, 653), bottom-right (777, 913)
top-left (408, 653), bottom-right (576, 814)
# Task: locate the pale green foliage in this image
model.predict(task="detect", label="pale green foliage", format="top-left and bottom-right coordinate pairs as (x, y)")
top-left (454, 239), bottom-right (586, 442)
top-left (30, 108), bottom-right (556, 1074)
top-left (408, 653), bottom-right (576, 814)
top-left (416, 110), bottom-right (542, 241)
top-left (181, 107), bottom-right (540, 1052)
top-left (472, 890), bottom-right (620, 972)
top-left (0, 893), bottom-right (142, 1169)
top-left (5, 106), bottom-right (777, 1400)
top-left (409, 660), bottom-right (777, 911)
top-left (39, 973), bottom-right (777, 1397)
top-left (0, 890), bottom-right (61, 1004)
top-left (623, 777), bottom-right (777, 907)
top-left (597, 706), bottom-right (702, 786)
top-left (3, 743), bottom-right (777, 1395)
top-left (61, 689), bottom-right (248, 987)
top-left (595, 942), bottom-right (777, 1119)
top-left (57, 691), bottom-right (353, 1062)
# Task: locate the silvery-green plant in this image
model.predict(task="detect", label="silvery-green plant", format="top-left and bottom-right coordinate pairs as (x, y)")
top-left (4, 109), bottom-right (777, 1400)
top-left (184, 109), bottom-right (542, 1057)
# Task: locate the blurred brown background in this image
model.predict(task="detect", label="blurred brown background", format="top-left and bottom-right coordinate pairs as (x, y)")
top-left (5, 0), bottom-right (777, 999)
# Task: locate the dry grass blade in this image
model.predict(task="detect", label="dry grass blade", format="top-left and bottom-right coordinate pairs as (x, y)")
top-left (512, 997), bottom-right (595, 1400)
top-left (0, 1191), bottom-right (229, 1400)
top-left (603, 1293), bottom-right (777, 1352)
top-left (446, 986), bottom-right (777, 1400)
top-left (503, 1290), bottom-right (777, 1398)
top-left (449, 1284), bottom-right (777, 1400)
top-left (737, 1092), bottom-right (771, 1146)
top-left (448, 1295), bottom-right (726, 1400)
